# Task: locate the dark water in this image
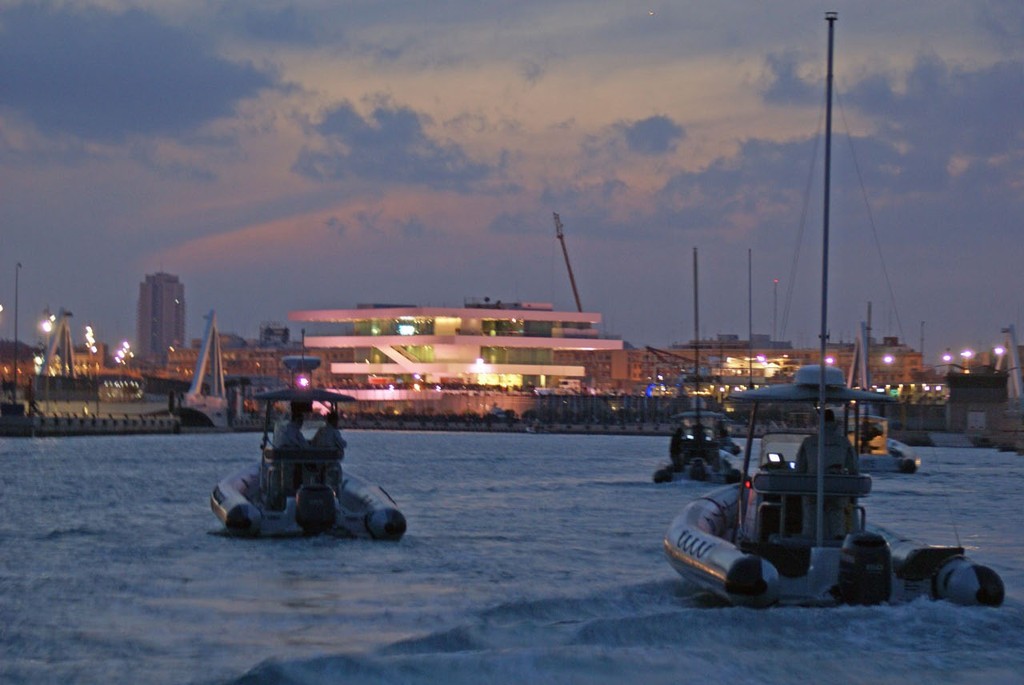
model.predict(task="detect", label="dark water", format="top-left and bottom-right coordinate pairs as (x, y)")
top-left (1, 432), bottom-right (1021, 684)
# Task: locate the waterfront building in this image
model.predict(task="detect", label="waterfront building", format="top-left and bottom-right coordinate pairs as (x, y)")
top-left (289, 299), bottom-right (623, 394)
top-left (136, 272), bottom-right (185, 364)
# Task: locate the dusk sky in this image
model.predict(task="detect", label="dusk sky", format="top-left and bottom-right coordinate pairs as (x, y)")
top-left (1, 1), bottom-right (1022, 366)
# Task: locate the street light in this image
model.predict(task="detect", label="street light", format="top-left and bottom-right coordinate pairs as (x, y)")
top-left (960, 349), bottom-right (974, 372)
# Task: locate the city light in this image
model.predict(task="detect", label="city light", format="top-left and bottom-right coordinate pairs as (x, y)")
top-left (883, 354), bottom-right (894, 364)
top-left (114, 340), bottom-right (133, 365)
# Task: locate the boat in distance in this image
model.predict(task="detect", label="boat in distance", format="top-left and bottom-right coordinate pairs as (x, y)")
top-left (652, 411), bottom-right (741, 484)
top-left (850, 414), bottom-right (920, 474)
top-left (210, 387), bottom-right (406, 540)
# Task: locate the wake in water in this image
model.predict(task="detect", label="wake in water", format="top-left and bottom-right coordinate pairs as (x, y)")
top-left (213, 576), bottom-right (1024, 685)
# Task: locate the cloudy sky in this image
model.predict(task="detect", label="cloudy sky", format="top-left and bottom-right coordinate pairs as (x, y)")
top-left (1, 1), bottom-right (1022, 365)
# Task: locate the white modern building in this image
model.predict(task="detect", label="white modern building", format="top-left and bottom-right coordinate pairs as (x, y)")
top-left (290, 298), bottom-right (623, 391)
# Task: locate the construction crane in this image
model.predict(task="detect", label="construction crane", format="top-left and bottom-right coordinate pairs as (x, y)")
top-left (552, 212), bottom-right (583, 312)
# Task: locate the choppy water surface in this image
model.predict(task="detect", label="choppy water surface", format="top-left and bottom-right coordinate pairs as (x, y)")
top-left (1, 432), bottom-right (1022, 684)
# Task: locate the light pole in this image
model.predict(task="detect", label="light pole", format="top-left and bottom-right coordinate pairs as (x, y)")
top-left (772, 278), bottom-right (779, 343)
top-left (960, 349), bottom-right (974, 372)
top-left (13, 262), bottom-right (20, 405)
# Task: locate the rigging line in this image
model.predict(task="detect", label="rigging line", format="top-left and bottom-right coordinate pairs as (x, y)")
top-left (779, 94), bottom-right (826, 341)
top-left (924, 444), bottom-right (962, 548)
top-left (835, 90), bottom-right (905, 341)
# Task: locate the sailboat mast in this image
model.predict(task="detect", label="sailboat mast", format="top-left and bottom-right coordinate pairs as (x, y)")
top-left (693, 247), bottom-right (700, 420)
top-left (816, 10), bottom-right (838, 548)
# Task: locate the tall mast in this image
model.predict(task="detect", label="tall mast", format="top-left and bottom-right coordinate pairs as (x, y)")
top-left (815, 10), bottom-right (838, 548)
top-left (693, 247), bottom-right (701, 421)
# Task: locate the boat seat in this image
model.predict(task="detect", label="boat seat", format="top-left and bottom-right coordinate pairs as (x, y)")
top-left (756, 496), bottom-right (803, 541)
top-left (263, 446), bottom-right (341, 463)
top-left (739, 539), bottom-right (813, 578)
top-left (752, 472), bottom-right (871, 497)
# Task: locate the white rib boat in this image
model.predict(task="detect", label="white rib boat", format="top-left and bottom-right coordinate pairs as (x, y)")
top-left (663, 367), bottom-right (1004, 607)
top-left (210, 388), bottom-right (406, 540)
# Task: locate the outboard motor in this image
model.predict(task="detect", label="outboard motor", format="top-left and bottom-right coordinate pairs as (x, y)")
top-left (295, 484), bottom-right (336, 534)
top-left (688, 458), bottom-right (708, 482)
top-left (839, 532), bottom-right (892, 605)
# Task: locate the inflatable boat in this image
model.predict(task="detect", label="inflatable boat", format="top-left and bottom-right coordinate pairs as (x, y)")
top-left (210, 387), bottom-right (406, 540)
top-left (653, 412), bottom-right (742, 484)
top-left (662, 366), bottom-right (1003, 608)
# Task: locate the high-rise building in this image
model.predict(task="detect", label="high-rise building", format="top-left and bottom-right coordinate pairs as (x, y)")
top-left (136, 272), bottom-right (185, 363)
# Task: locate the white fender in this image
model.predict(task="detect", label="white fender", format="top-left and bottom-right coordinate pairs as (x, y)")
top-left (934, 557), bottom-right (1005, 607)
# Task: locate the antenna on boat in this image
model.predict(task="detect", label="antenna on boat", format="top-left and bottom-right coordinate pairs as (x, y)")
top-left (815, 10), bottom-right (838, 548)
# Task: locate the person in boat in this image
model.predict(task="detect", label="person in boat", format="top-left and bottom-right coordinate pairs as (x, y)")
top-left (795, 409), bottom-right (858, 539)
top-left (313, 410), bottom-right (347, 458)
top-left (859, 418), bottom-right (882, 453)
top-left (669, 426), bottom-right (684, 470)
top-left (277, 401), bottom-right (311, 448)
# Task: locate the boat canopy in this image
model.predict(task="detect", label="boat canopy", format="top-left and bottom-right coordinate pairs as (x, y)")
top-left (730, 365), bottom-right (893, 404)
top-left (254, 388), bottom-right (356, 403)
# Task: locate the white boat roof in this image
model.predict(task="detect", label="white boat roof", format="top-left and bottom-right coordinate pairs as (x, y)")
top-left (255, 388), bottom-right (356, 403)
top-left (731, 365), bottom-right (893, 404)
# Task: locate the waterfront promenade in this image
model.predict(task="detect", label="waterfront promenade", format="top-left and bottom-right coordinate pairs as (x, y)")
top-left (0, 398), bottom-right (994, 451)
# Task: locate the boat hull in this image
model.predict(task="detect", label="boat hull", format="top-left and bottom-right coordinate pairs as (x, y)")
top-left (210, 463), bottom-right (406, 540)
top-left (653, 451), bottom-right (742, 484)
top-left (859, 439), bottom-right (920, 473)
top-left (663, 484), bottom-right (780, 607)
top-left (664, 483), bottom-right (1004, 608)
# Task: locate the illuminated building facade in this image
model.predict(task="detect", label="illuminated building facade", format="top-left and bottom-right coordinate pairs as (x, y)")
top-left (289, 299), bottom-right (623, 391)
